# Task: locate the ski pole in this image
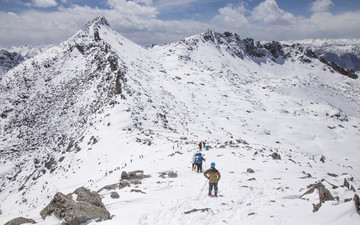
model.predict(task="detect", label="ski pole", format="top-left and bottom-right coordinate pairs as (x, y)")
top-left (198, 179), bottom-right (208, 200)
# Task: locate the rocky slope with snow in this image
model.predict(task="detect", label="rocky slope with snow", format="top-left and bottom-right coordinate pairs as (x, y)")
top-left (0, 17), bottom-right (359, 224)
top-left (282, 39), bottom-right (360, 72)
top-left (0, 49), bottom-right (24, 76)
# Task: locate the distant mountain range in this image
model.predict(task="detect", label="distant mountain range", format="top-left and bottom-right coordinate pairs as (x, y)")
top-left (1, 34), bottom-right (359, 77)
top-left (282, 39), bottom-right (360, 72)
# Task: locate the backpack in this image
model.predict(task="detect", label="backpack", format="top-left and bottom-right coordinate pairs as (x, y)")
top-left (195, 155), bottom-right (203, 164)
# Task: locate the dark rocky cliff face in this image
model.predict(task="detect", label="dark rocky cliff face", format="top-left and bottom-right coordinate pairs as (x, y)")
top-left (0, 49), bottom-right (24, 75)
top-left (319, 52), bottom-right (360, 72)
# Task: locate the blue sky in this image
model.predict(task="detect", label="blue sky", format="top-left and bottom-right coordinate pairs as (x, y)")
top-left (0, 0), bottom-right (360, 47)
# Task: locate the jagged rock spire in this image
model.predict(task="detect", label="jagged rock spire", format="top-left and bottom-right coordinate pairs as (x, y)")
top-left (83, 16), bottom-right (110, 30)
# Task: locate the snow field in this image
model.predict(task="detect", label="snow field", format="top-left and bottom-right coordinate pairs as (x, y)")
top-left (80, 138), bottom-right (358, 225)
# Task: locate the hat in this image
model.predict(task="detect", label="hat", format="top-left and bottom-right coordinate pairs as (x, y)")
top-left (211, 162), bottom-right (215, 167)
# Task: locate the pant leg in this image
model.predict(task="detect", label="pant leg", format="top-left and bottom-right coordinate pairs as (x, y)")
top-left (209, 183), bottom-right (214, 194)
top-left (214, 182), bottom-right (218, 194)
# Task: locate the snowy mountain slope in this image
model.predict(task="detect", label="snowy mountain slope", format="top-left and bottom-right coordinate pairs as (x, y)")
top-left (0, 17), bottom-right (360, 224)
top-left (282, 39), bottom-right (360, 72)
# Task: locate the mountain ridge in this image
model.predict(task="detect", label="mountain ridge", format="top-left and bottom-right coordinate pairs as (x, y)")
top-left (0, 16), bottom-right (359, 224)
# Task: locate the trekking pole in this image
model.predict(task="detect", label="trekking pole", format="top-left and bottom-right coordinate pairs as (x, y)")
top-left (198, 179), bottom-right (208, 200)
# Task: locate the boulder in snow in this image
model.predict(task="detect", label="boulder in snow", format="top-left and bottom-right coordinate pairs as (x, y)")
top-left (271, 152), bottom-right (281, 160)
top-left (184, 208), bottom-right (213, 214)
top-left (159, 171), bottom-right (178, 178)
top-left (110, 192), bottom-right (120, 199)
top-left (4, 217), bottom-right (36, 225)
top-left (40, 187), bottom-right (110, 225)
top-left (121, 170), bottom-right (151, 184)
top-left (301, 182), bottom-right (334, 212)
top-left (247, 168), bottom-right (255, 173)
top-left (354, 194), bottom-right (360, 215)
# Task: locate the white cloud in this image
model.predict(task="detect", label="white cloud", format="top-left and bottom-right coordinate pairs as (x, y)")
top-left (212, 3), bottom-right (249, 28)
top-left (154, 0), bottom-right (198, 10)
top-left (0, 0), bottom-right (359, 48)
top-left (0, 1), bottom-right (206, 47)
top-left (106, 0), bottom-right (158, 19)
top-left (251, 0), bottom-right (295, 25)
top-left (210, 0), bottom-right (360, 41)
top-left (310, 0), bottom-right (334, 13)
top-left (32, 0), bottom-right (58, 8)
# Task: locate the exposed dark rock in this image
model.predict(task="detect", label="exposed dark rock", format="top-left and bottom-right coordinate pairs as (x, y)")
top-left (45, 157), bottom-right (56, 170)
top-left (119, 180), bottom-right (131, 189)
top-left (159, 171), bottom-right (178, 178)
top-left (4, 217), bottom-right (36, 225)
top-left (354, 194), bottom-right (360, 215)
top-left (121, 170), bottom-right (151, 184)
top-left (74, 186), bottom-right (105, 208)
top-left (169, 151), bottom-right (183, 156)
top-left (242, 38), bottom-right (267, 58)
top-left (98, 183), bottom-right (118, 192)
top-left (247, 168), bottom-right (255, 173)
top-left (327, 173), bottom-right (338, 177)
top-left (343, 178), bottom-right (351, 190)
top-left (110, 192), bottom-right (120, 199)
top-left (264, 41), bottom-right (285, 59)
top-left (320, 155), bottom-right (326, 163)
top-left (271, 152), bottom-right (281, 160)
top-left (184, 208), bottom-right (213, 214)
top-left (97, 180), bottom-right (130, 193)
top-left (301, 182), bottom-right (334, 212)
top-left (131, 189), bottom-right (146, 194)
top-left (300, 171), bottom-right (312, 179)
top-left (40, 187), bottom-right (110, 225)
top-left (0, 49), bottom-right (25, 75)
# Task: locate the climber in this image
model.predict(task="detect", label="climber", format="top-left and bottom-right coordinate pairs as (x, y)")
top-left (192, 153), bottom-right (198, 171)
top-left (194, 153), bottom-right (205, 173)
top-left (204, 162), bottom-right (221, 197)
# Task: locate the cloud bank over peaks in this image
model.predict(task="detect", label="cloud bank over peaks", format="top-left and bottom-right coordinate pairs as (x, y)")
top-left (211, 0), bottom-right (360, 41)
top-left (0, 0), bottom-right (359, 47)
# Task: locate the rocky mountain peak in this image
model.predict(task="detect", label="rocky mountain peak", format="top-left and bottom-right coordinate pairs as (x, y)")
top-left (82, 16), bottom-right (110, 31)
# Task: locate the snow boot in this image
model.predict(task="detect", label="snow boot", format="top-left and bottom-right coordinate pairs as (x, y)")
top-left (208, 193), bottom-right (211, 196)
top-left (214, 193), bottom-right (218, 197)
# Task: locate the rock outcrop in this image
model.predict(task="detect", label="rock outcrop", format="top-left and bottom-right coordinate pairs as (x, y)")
top-left (40, 187), bottom-right (110, 225)
top-left (4, 217), bottom-right (36, 225)
top-left (354, 194), bottom-right (360, 215)
top-left (301, 182), bottom-right (334, 212)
